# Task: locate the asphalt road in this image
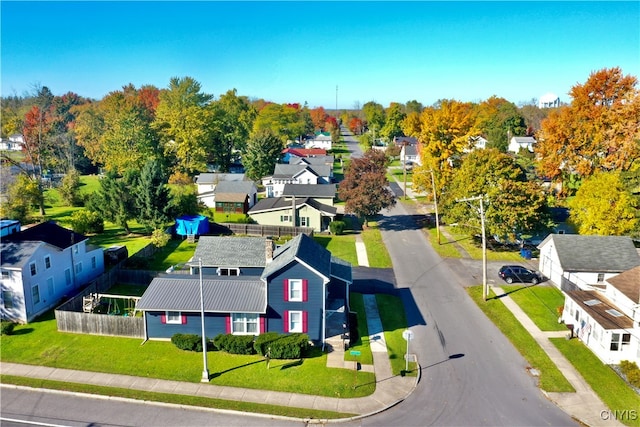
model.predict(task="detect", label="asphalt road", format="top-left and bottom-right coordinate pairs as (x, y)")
top-left (0, 387), bottom-right (301, 427)
top-left (340, 129), bottom-right (576, 426)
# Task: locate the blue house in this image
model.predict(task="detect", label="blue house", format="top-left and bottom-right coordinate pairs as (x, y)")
top-left (136, 234), bottom-right (352, 346)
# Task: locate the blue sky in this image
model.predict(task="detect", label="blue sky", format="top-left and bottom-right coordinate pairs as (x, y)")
top-left (2, 1), bottom-right (638, 108)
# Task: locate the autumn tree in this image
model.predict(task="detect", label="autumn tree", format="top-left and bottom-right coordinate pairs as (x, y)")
top-left (568, 171), bottom-right (637, 235)
top-left (338, 149), bottom-right (396, 226)
top-left (154, 77), bottom-right (213, 174)
top-left (362, 101), bottom-right (385, 133)
top-left (252, 103), bottom-right (310, 143)
top-left (536, 67), bottom-right (640, 183)
top-left (310, 106), bottom-right (328, 131)
top-left (348, 117), bottom-right (363, 135)
top-left (243, 129), bottom-right (283, 181)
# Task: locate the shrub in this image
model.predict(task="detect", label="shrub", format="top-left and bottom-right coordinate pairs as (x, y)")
top-left (171, 333), bottom-right (204, 352)
top-left (254, 331), bottom-right (281, 356)
top-left (70, 209), bottom-right (104, 234)
top-left (213, 334), bottom-right (256, 355)
top-left (266, 333), bottom-right (310, 359)
top-left (329, 220), bottom-right (345, 235)
top-left (151, 229), bottom-right (170, 248)
top-left (1, 320), bottom-right (16, 335)
top-left (620, 360), bottom-right (640, 388)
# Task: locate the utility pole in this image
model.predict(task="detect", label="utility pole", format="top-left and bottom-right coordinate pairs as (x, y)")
top-left (199, 258), bottom-right (209, 382)
top-left (428, 169), bottom-right (440, 245)
top-left (456, 196), bottom-right (487, 301)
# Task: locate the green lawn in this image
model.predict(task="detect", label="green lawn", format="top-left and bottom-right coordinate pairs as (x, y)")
top-left (501, 285), bottom-right (566, 331)
top-left (146, 238), bottom-right (198, 271)
top-left (314, 234), bottom-right (358, 265)
top-left (361, 222), bottom-right (393, 268)
top-left (552, 338), bottom-right (640, 427)
top-left (376, 294), bottom-right (418, 376)
top-left (425, 228), bottom-right (463, 258)
top-left (1, 311), bottom-right (375, 399)
top-left (345, 293), bottom-right (374, 365)
top-left (467, 286), bottom-right (574, 392)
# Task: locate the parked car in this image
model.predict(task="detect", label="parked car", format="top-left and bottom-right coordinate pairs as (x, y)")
top-left (498, 265), bottom-right (542, 284)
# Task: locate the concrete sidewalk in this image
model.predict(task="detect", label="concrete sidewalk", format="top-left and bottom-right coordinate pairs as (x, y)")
top-left (0, 294), bottom-right (417, 422)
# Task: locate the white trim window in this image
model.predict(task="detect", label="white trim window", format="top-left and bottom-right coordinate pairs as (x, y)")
top-left (44, 256), bottom-right (51, 269)
top-left (289, 279), bottom-right (303, 301)
top-left (217, 267), bottom-right (239, 276)
top-left (32, 284), bottom-right (40, 304)
top-left (300, 217), bottom-right (309, 227)
top-left (166, 311), bottom-right (182, 324)
top-left (75, 262), bottom-right (83, 274)
top-left (610, 333), bottom-right (631, 351)
top-left (232, 313), bottom-right (259, 334)
top-left (30, 262), bottom-right (37, 276)
top-left (288, 310), bottom-right (303, 333)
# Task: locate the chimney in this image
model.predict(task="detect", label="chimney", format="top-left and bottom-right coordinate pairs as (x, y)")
top-left (265, 238), bottom-right (274, 264)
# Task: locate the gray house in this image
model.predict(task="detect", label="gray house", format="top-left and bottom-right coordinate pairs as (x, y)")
top-left (136, 234), bottom-right (352, 345)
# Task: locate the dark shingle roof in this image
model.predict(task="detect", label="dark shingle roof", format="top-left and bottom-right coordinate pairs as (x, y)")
top-left (193, 236), bottom-right (267, 267)
top-left (262, 234), bottom-right (331, 280)
top-left (4, 221), bottom-right (86, 250)
top-left (0, 241), bottom-right (42, 269)
top-left (248, 197), bottom-right (336, 216)
top-left (331, 256), bottom-right (352, 283)
top-left (137, 276), bottom-right (266, 313)
top-left (272, 164), bottom-right (331, 179)
top-left (607, 266), bottom-right (640, 304)
top-left (282, 184), bottom-right (336, 199)
top-left (540, 234), bottom-right (640, 273)
top-left (215, 181), bottom-right (255, 194)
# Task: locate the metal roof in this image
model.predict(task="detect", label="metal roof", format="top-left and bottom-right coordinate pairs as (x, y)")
top-left (136, 276), bottom-right (267, 313)
top-left (282, 184), bottom-right (336, 198)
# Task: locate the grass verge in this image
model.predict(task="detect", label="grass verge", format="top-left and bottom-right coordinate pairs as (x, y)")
top-left (376, 294), bottom-right (418, 376)
top-left (0, 375), bottom-right (354, 420)
top-left (551, 338), bottom-right (640, 427)
top-left (467, 286), bottom-right (574, 392)
top-left (501, 285), bottom-right (566, 331)
top-left (361, 222), bottom-right (393, 268)
top-left (345, 293), bottom-right (374, 365)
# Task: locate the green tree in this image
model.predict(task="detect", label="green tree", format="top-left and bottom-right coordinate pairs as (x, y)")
top-left (475, 96), bottom-right (526, 152)
top-left (0, 174), bottom-right (41, 223)
top-left (87, 171), bottom-right (138, 234)
top-left (58, 168), bottom-right (83, 206)
top-left (252, 103), bottom-right (309, 143)
top-left (380, 103), bottom-right (406, 141)
top-left (154, 77), bottom-right (213, 174)
top-left (243, 129), bottom-right (283, 181)
top-left (404, 100), bottom-right (424, 115)
top-left (136, 160), bottom-right (173, 231)
top-left (362, 101), bottom-right (386, 133)
top-left (568, 171), bottom-right (637, 235)
top-left (338, 149), bottom-right (396, 226)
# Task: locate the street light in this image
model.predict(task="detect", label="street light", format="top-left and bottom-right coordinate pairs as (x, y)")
top-left (455, 196), bottom-right (488, 301)
top-left (199, 258), bottom-right (209, 382)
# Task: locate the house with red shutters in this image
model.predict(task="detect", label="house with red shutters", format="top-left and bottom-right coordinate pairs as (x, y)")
top-left (136, 234), bottom-right (351, 346)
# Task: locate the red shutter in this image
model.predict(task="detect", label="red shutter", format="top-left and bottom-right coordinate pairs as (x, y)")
top-left (283, 310), bottom-right (289, 332)
top-left (260, 315), bottom-right (266, 334)
top-left (181, 314), bottom-right (187, 324)
top-left (302, 279), bottom-right (308, 302)
top-left (283, 279), bottom-right (289, 301)
top-left (302, 311), bottom-right (308, 333)
top-left (226, 315), bottom-right (231, 334)
top-left (161, 313), bottom-right (166, 324)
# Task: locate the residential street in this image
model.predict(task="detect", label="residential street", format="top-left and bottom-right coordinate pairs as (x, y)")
top-left (341, 129), bottom-right (577, 426)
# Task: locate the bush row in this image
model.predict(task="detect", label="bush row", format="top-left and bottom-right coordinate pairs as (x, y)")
top-left (171, 332), bottom-right (310, 359)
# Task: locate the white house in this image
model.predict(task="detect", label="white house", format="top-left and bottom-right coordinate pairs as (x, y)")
top-left (400, 144), bottom-right (420, 166)
top-left (262, 164), bottom-right (332, 198)
top-left (0, 221), bottom-right (105, 323)
top-left (539, 93), bottom-right (561, 109)
top-left (195, 173), bottom-right (247, 195)
top-left (0, 134), bottom-right (24, 151)
top-left (508, 136), bottom-right (536, 154)
top-left (305, 132), bottom-right (332, 150)
top-left (561, 266), bottom-right (640, 364)
top-left (538, 234), bottom-right (640, 292)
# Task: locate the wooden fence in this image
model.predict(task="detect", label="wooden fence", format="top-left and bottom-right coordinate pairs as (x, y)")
top-left (217, 223), bottom-right (313, 238)
top-left (56, 310), bottom-right (144, 338)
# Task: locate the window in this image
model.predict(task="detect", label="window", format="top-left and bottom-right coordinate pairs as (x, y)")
top-left (166, 311), bottom-right (182, 324)
top-left (91, 256), bottom-right (96, 269)
top-left (2, 291), bottom-right (14, 309)
top-left (32, 284), bottom-right (40, 304)
top-left (232, 313), bottom-right (259, 334)
top-left (610, 333), bottom-right (630, 351)
top-left (280, 215), bottom-right (290, 222)
top-left (288, 310), bottom-right (303, 333)
top-left (300, 217), bottom-right (309, 227)
top-left (597, 273), bottom-right (605, 283)
top-left (75, 262), bottom-right (83, 274)
top-left (44, 256), bottom-right (51, 269)
top-left (217, 268), bottom-right (239, 276)
top-left (65, 269), bottom-right (72, 286)
top-left (289, 279), bottom-right (303, 301)
top-left (30, 262), bottom-right (37, 276)
top-left (1, 270), bottom-right (10, 279)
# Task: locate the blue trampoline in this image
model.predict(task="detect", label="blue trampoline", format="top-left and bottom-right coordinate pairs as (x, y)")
top-left (175, 215), bottom-right (210, 236)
